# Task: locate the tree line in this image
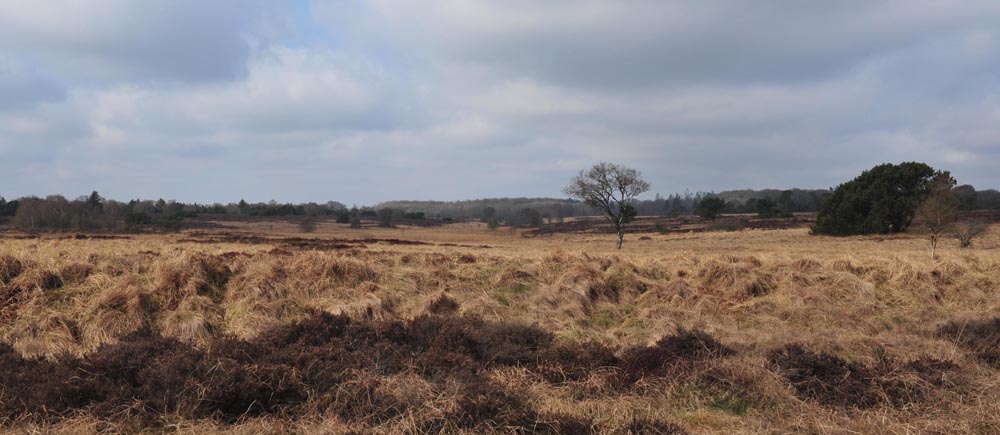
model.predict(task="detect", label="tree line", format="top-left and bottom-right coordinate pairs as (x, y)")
top-left (2, 171), bottom-right (997, 235)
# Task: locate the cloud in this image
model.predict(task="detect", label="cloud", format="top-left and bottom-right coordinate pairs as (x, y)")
top-left (1, 1), bottom-right (999, 204)
top-left (332, 0), bottom-right (1000, 88)
top-left (0, 0), bottom-right (274, 84)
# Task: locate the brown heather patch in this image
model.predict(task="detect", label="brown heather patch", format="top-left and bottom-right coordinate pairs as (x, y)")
top-left (0, 312), bottom-right (691, 433)
top-left (0, 255), bottom-right (25, 284)
top-left (938, 317), bottom-right (1000, 366)
top-left (767, 344), bottom-right (959, 408)
top-left (618, 328), bottom-right (733, 384)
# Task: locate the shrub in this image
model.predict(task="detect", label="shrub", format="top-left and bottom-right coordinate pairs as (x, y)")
top-left (953, 219), bottom-right (987, 248)
top-left (619, 328), bottom-right (732, 383)
top-left (377, 208), bottom-right (395, 227)
top-left (653, 221), bottom-right (669, 234)
top-left (298, 218), bottom-right (318, 233)
top-left (754, 197), bottom-right (781, 218)
top-left (696, 196), bottom-right (726, 220)
top-left (768, 344), bottom-right (955, 408)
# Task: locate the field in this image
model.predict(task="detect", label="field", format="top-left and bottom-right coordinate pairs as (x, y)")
top-left (1, 219), bottom-right (1000, 434)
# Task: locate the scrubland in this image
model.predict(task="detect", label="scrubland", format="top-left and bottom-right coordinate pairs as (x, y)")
top-left (1, 220), bottom-right (999, 434)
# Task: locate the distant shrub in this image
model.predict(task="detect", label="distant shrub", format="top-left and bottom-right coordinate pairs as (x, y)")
top-left (653, 221), bottom-right (669, 234)
top-left (953, 219), bottom-right (987, 248)
top-left (377, 208), bottom-right (395, 227)
top-left (298, 218), bottom-right (318, 233)
top-left (755, 197), bottom-right (781, 218)
top-left (349, 217), bottom-right (362, 229)
top-left (696, 196), bottom-right (726, 220)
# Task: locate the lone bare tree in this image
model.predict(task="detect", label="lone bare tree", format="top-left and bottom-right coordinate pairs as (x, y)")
top-left (915, 175), bottom-right (958, 259)
top-left (564, 162), bottom-right (650, 249)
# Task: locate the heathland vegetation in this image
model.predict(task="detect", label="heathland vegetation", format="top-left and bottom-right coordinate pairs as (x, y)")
top-left (0, 161), bottom-right (998, 433)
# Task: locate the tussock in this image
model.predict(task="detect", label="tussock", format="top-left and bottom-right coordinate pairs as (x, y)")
top-left (156, 253), bottom-right (232, 307)
top-left (160, 295), bottom-right (223, 344)
top-left (224, 256), bottom-right (289, 302)
top-left (10, 268), bottom-right (63, 292)
top-left (0, 255), bottom-right (25, 284)
top-left (6, 312), bottom-right (81, 359)
top-left (57, 262), bottom-right (93, 284)
top-left (696, 258), bottom-right (777, 300)
top-left (426, 291), bottom-right (460, 315)
top-left (938, 317), bottom-right (1000, 365)
top-left (80, 277), bottom-right (154, 349)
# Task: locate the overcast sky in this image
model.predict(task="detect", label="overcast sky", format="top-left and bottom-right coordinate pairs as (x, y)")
top-left (1, 1), bottom-right (998, 205)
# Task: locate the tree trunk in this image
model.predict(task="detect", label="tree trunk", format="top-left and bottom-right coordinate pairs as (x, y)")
top-left (930, 234), bottom-right (938, 259)
top-left (616, 227), bottom-right (624, 249)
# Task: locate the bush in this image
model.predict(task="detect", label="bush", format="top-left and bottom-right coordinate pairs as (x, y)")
top-left (953, 219), bottom-right (987, 248)
top-left (377, 208), bottom-right (395, 227)
top-left (755, 197), bottom-right (781, 218)
top-left (696, 196), bottom-right (726, 220)
top-left (813, 162), bottom-right (945, 235)
top-left (298, 218), bottom-right (318, 233)
top-left (619, 328), bottom-right (732, 383)
top-left (768, 344), bottom-right (955, 408)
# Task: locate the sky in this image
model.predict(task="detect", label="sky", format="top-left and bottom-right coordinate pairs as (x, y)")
top-left (1, 0), bottom-right (998, 205)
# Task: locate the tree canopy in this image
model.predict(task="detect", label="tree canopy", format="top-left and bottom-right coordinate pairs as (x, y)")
top-left (812, 162), bottom-right (948, 236)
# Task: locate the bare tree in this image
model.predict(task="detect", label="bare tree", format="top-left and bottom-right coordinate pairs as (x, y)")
top-left (564, 162), bottom-right (650, 249)
top-left (915, 176), bottom-right (958, 259)
top-left (953, 218), bottom-right (986, 248)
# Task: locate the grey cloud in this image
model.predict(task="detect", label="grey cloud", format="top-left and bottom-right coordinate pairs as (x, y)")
top-left (339, 1), bottom-right (1000, 89)
top-left (0, 1), bottom-right (277, 84)
top-left (1, 1), bottom-right (999, 205)
top-left (0, 60), bottom-right (65, 111)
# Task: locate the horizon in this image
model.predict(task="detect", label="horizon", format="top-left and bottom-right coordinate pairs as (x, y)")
top-left (2, 2), bottom-right (998, 204)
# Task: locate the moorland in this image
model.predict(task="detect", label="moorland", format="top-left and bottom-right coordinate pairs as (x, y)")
top-left (1, 214), bottom-right (999, 434)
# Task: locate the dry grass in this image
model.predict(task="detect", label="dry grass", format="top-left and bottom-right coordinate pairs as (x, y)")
top-left (0, 221), bottom-right (998, 433)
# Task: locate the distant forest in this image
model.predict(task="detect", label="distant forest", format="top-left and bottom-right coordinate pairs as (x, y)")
top-left (381, 186), bottom-right (1000, 221)
top-left (1, 186), bottom-right (998, 232)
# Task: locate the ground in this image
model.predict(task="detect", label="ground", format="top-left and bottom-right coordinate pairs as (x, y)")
top-left (0, 218), bottom-right (998, 434)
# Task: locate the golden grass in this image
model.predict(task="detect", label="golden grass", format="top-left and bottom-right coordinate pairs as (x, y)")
top-left (0, 221), bottom-right (998, 433)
